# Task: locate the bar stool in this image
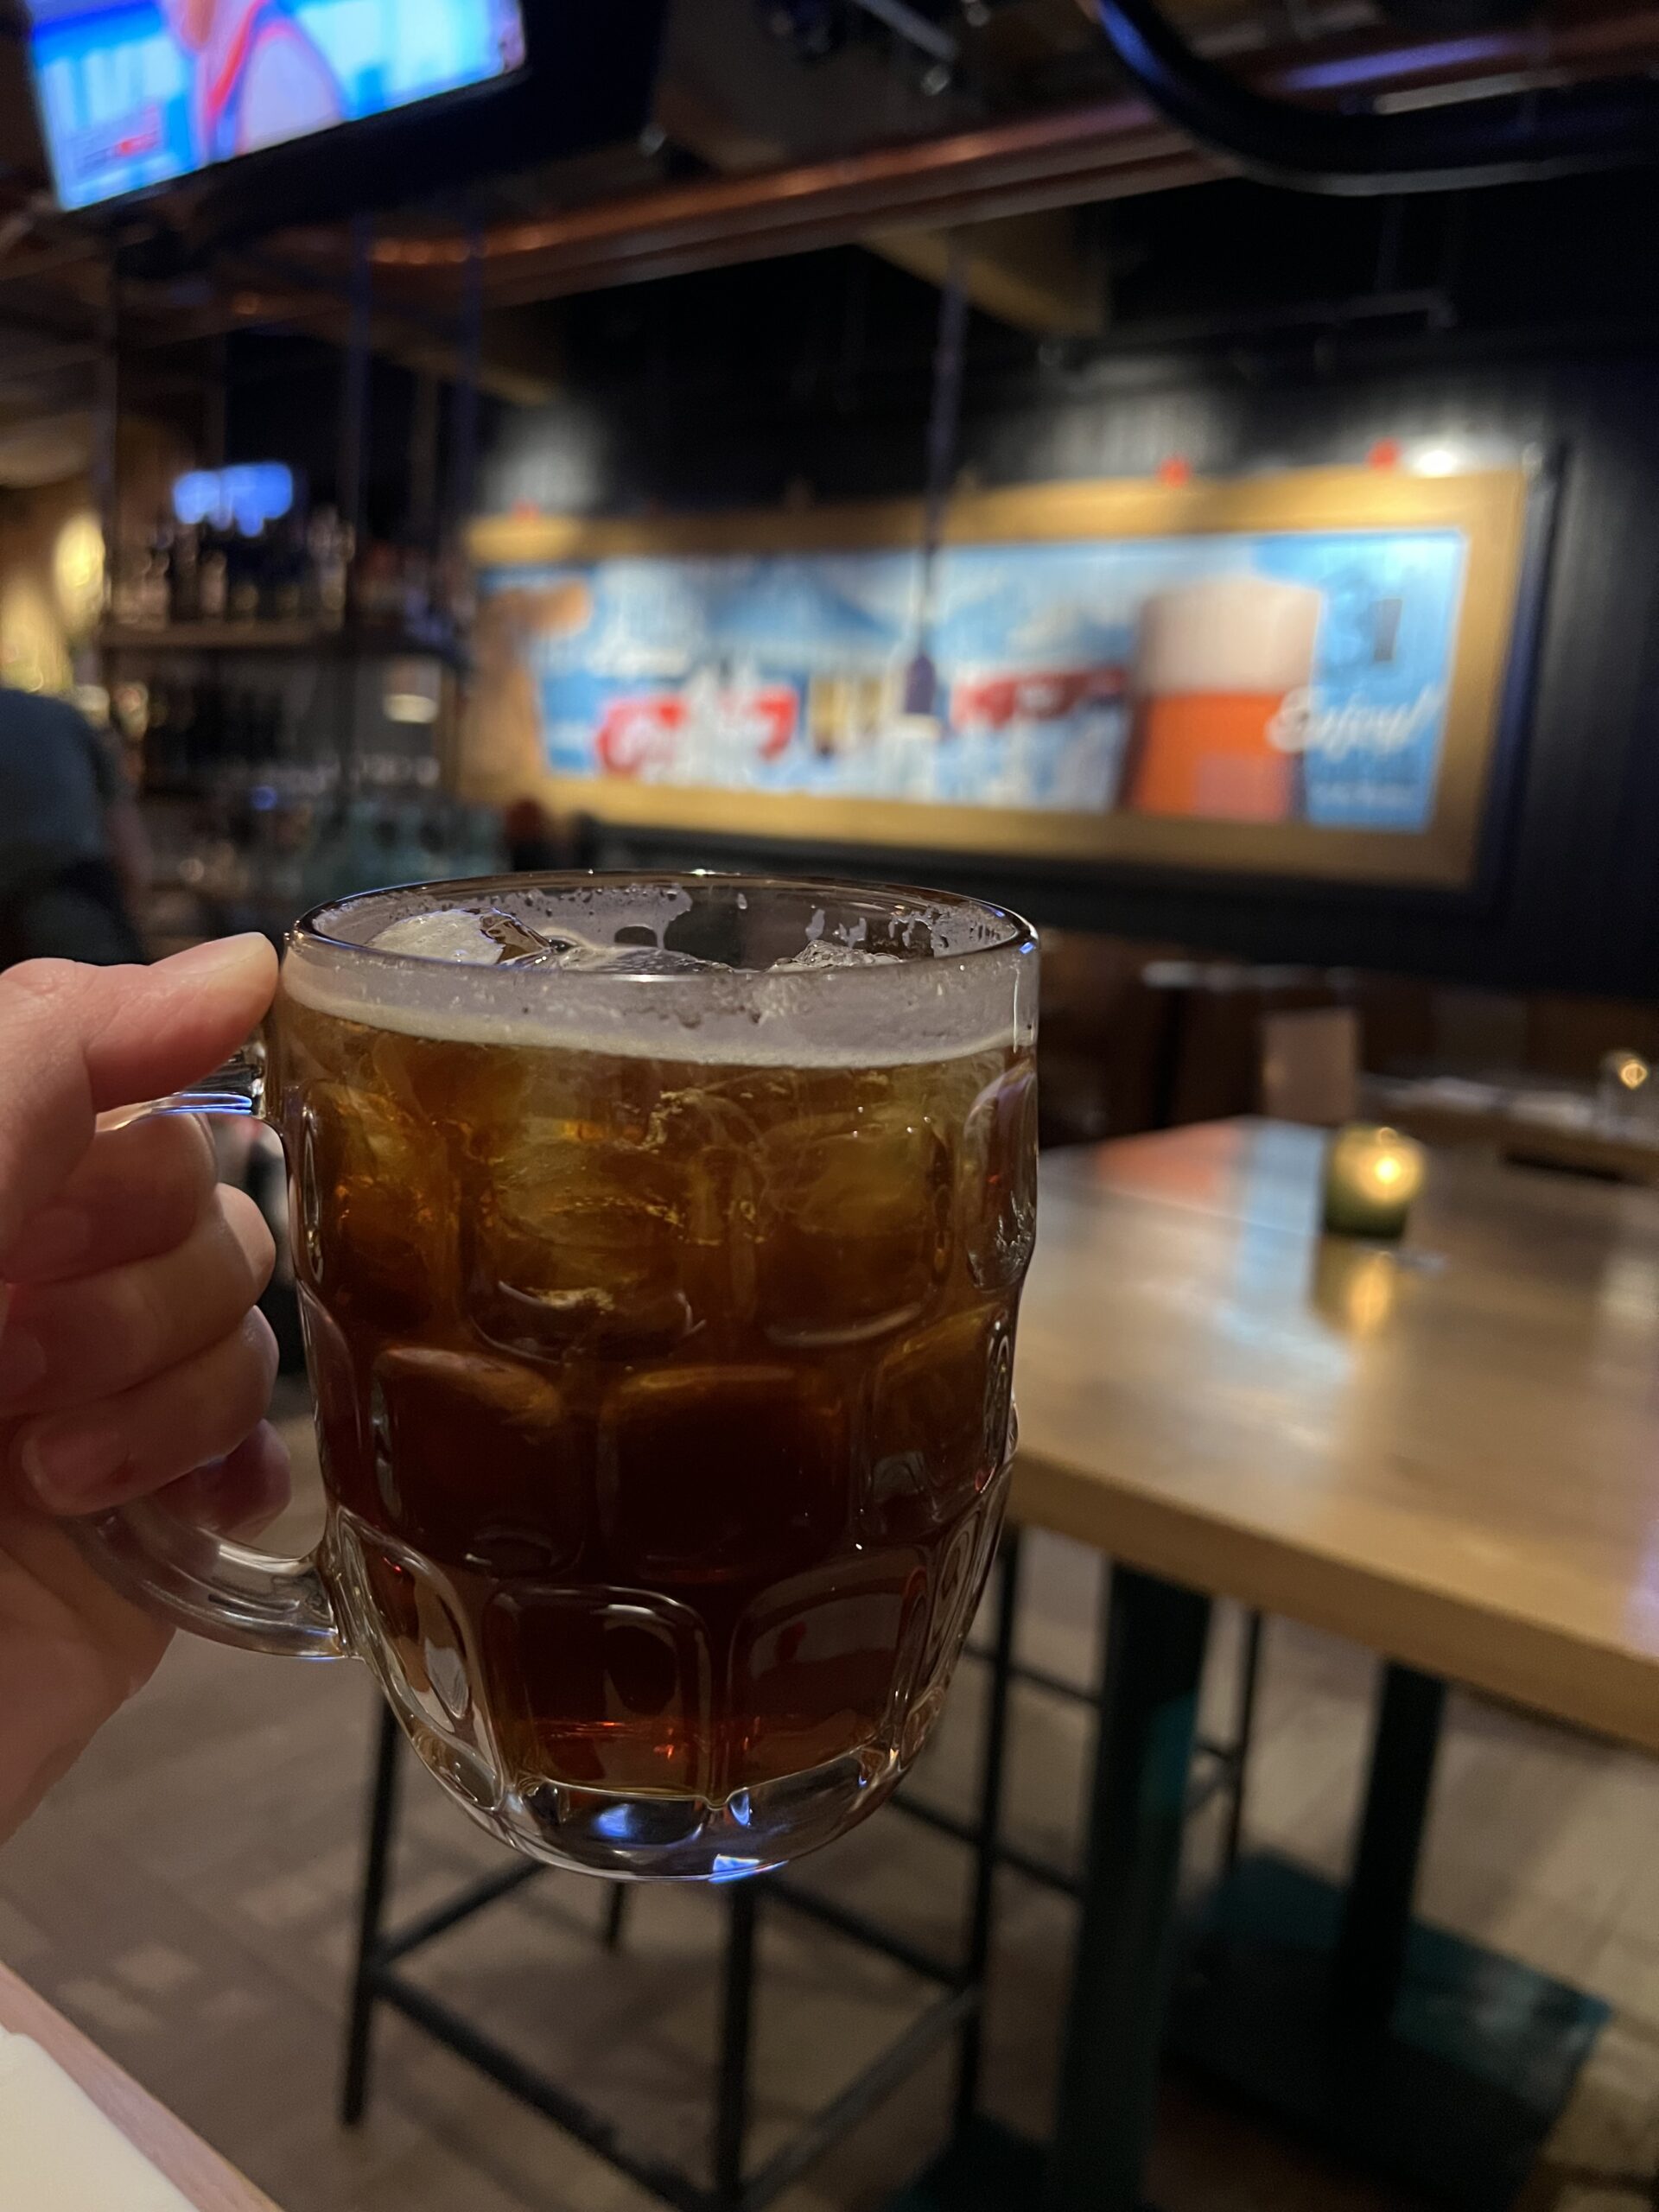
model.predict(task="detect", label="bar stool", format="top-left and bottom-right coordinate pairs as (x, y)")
top-left (341, 1531), bottom-right (1258, 2204)
top-left (341, 1538), bottom-right (1024, 2209)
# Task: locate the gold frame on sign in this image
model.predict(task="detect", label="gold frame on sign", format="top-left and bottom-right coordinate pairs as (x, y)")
top-left (466, 464), bottom-right (1534, 888)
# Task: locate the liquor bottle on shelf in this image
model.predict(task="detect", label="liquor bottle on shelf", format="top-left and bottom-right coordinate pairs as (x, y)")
top-left (226, 529), bottom-right (264, 622)
top-left (399, 543), bottom-right (432, 626)
top-left (110, 542), bottom-right (146, 629)
top-left (142, 677), bottom-right (199, 795)
top-left (190, 682), bottom-right (224, 782)
top-left (137, 513), bottom-right (173, 629)
top-left (307, 506), bottom-right (352, 629)
top-left (227, 689), bottom-right (266, 762)
top-left (138, 684), bottom-right (171, 794)
top-left (197, 523), bottom-right (229, 622)
top-left (352, 540), bottom-right (404, 625)
top-left (169, 522), bottom-right (201, 626)
top-left (251, 689), bottom-right (283, 761)
top-left (267, 516), bottom-right (308, 623)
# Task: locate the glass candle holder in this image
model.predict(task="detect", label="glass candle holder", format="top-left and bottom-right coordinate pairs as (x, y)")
top-left (1322, 1123), bottom-right (1426, 1240)
top-left (1599, 1049), bottom-right (1650, 1126)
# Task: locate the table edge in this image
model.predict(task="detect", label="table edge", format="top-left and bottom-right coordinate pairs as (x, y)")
top-left (1010, 1451), bottom-right (1659, 1758)
top-left (0, 1961), bottom-right (280, 2212)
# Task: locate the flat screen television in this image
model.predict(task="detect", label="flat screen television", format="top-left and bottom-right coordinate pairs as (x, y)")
top-left (27, 0), bottom-right (531, 211)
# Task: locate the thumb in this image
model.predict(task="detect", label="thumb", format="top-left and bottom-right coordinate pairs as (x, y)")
top-left (0, 937), bottom-right (278, 1256)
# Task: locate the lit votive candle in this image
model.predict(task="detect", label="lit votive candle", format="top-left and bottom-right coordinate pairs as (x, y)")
top-left (1599, 1048), bottom-right (1650, 1124)
top-left (1321, 1123), bottom-right (1426, 1240)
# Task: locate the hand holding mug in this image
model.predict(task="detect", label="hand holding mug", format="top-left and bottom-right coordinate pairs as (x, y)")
top-left (0, 938), bottom-right (287, 1842)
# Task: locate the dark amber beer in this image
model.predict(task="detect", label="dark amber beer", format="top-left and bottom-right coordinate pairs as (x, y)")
top-left (269, 876), bottom-right (1037, 1877)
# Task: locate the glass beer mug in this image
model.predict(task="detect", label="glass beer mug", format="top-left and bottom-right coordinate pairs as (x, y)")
top-left (78, 876), bottom-right (1039, 1881)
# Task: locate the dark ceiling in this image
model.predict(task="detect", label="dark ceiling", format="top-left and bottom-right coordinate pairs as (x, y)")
top-left (0, 0), bottom-right (1656, 489)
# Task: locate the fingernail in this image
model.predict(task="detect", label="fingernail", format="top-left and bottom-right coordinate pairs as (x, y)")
top-left (0, 1325), bottom-right (45, 1402)
top-left (165, 935), bottom-right (270, 981)
top-left (20, 1421), bottom-right (128, 1510)
top-left (3, 1203), bottom-right (92, 1278)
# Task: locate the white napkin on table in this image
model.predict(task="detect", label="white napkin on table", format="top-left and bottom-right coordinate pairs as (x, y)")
top-left (0, 2027), bottom-right (195, 2211)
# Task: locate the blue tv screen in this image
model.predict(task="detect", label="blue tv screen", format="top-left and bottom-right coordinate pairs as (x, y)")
top-left (26, 0), bottom-right (529, 210)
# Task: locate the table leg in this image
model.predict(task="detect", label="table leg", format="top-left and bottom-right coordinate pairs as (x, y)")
top-left (1330, 1662), bottom-right (1446, 2033)
top-left (1046, 1567), bottom-right (1212, 2212)
top-left (1168, 1656), bottom-right (1607, 2209)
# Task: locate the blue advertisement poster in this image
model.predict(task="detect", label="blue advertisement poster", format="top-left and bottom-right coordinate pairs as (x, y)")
top-left (27, 0), bottom-right (525, 210)
top-left (480, 526), bottom-right (1469, 833)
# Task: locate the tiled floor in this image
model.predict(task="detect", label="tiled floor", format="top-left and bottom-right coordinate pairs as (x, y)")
top-left (3, 1382), bottom-right (1659, 2210)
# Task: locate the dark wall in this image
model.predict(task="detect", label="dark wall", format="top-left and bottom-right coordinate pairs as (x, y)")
top-left (479, 179), bottom-right (1659, 997)
top-left (226, 334), bottom-right (424, 541)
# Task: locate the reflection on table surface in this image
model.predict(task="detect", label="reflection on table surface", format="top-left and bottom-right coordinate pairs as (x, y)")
top-left (1015, 1117), bottom-right (1659, 1751)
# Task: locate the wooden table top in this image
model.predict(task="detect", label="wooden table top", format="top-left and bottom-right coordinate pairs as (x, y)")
top-left (0, 1962), bottom-right (278, 2211)
top-left (1011, 1119), bottom-right (1659, 1754)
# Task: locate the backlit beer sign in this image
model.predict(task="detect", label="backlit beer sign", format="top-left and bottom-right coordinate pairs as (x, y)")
top-left (467, 465), bottom-right (1532, 891)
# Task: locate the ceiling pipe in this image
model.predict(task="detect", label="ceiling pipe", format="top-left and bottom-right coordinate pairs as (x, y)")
top-left (1092, 0), bottom-right (1659, 193)
top-left (848, 0), bottom-right (960, 66)
top-left (359, 102), bottom-right (1211, 296)
top-left (264, 9), bottom-right (1659, 303)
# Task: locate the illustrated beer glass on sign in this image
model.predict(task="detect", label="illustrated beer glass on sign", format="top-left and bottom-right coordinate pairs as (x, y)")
top-left (73, 876), bottom-right (1039, 1880)
top-left (1124, 574), bottom-right (1323, 823)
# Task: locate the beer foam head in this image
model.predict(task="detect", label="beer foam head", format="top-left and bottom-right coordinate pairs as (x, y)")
top-left (1135, 575), bottom-right (1322, 699)
top-left (282, 875), bottom-right (1036, 1066)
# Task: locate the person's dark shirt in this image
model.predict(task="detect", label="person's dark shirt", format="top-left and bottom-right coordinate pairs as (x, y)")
top-left (0, 687), bottom-right (121, 906)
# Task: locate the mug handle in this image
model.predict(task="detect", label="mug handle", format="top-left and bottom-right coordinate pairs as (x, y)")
top-left (65, 1033), bottom-right (347, 1662)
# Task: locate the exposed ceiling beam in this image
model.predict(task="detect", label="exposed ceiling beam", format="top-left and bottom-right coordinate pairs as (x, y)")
top-left (361, 99), bottom-right (1210, 308)
top-left (0, 239), bottom-right (99, 289)
top-left (868, 210), bottom-right (1108, 333)
top-left (658, 60), bottom-right (1109, 334)
top-left (113, 270), bottom-right (562, 407)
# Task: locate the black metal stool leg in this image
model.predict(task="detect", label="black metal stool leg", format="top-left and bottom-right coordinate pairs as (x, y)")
top-left (952, 1524), bottom-right (1023, 2142)
top-left (602, 1885), bottom-right (629, 1951)
top-left (341, 1702), bottom-right (403, 2126)
top-left (712, 1880), bottom-right (761, 2203)
top-left (1220, 1608), bottom-right (1264, 1874)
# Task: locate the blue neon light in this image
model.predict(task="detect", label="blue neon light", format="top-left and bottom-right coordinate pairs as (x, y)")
top-left (173, 463), bottom-right (295, 536)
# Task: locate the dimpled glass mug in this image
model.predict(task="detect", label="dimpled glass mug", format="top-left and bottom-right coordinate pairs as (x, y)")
top-left (77, 875), bottom-right (1039, 1880)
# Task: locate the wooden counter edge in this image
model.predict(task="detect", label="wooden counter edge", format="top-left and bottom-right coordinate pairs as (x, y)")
top-left (1009, 1452), bottom-right (1659, 1760)
top-left (0, 1961), bottom-right (280, 2212)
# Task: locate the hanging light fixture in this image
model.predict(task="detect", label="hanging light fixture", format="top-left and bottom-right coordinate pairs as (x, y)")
top-left (903, 238), bottom-right (969, 721)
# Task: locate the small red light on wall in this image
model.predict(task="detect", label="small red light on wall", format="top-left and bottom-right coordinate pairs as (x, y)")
top-left (1368, 439), bottom-right (1402, 470)
top-left (1156, 455), bottom-right (1192, 486)
top-left (510, 499), bottom-right (542, 520)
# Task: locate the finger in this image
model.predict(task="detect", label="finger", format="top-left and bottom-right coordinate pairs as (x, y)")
top-left (158, 1422), bottom-right (293, 1541)
top-left (0, 935), bottom-right (276, 1252)
top-left (0, 1114), bottom-right (219, 1285)
top-left (0, 1187), bottom-right (275, 1416)
top-left (12, 1310), bottom-right (280, 1515)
